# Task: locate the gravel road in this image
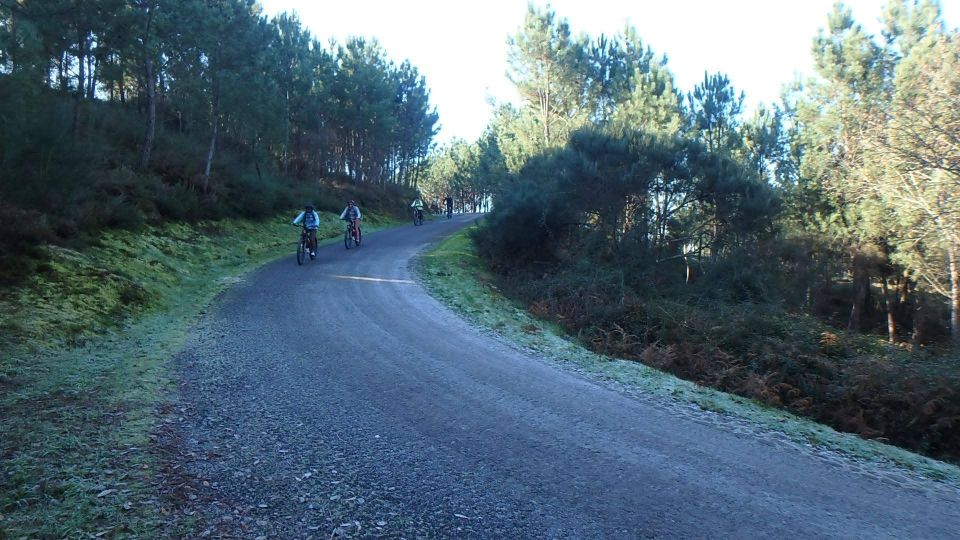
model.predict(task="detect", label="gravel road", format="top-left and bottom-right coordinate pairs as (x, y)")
top-left (170, 214), bottom-right (960, 539)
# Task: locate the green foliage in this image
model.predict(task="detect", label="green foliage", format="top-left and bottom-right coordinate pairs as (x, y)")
top-left (781, 0), bottom-right (959, 342)
top-left (687, 72), bottom-right (745, 153)
top-left (506, 4), bottom-right (588, 149)
top-left (471, 147), bottom-right (575, 268)
top-left (0, 0), bottom-right (437, 283)
top-left (473, 126), bottom-right (778, 271)
top-left (609, 58), bottom-right (683, 136)
top-left (420, 134), bottom-right (507, 214)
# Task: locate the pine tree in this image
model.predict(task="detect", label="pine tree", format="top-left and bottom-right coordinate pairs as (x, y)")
top-left (506, 4), bottom-right (588, 148)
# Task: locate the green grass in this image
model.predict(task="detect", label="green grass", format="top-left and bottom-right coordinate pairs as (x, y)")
top-left (0, 211), bottom-right (398, 538)
top-left (416, 224), bottom-right (960, 486)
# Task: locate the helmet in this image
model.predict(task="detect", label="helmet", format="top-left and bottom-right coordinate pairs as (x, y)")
top-left (305, 204), bottom-right (314, 211)
top-left (348, 200), bottom-right (355, 205)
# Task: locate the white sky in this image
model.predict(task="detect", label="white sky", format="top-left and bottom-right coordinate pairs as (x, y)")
top-left (258, 0), bottom-right (958, 143)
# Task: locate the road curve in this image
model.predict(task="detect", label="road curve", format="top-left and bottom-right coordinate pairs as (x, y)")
top-left (172, 215), bottom-right (960, 538)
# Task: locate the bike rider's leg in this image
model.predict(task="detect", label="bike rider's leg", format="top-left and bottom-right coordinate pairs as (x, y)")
top-left (309, 229), bottom-right (317, 256)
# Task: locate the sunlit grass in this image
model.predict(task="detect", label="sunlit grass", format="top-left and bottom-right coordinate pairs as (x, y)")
top-left (0, 212), bottom-right (398, 537)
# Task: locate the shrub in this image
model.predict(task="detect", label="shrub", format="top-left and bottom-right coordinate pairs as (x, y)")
top-left (493, 256), bottom-right (960, 462)
top-left (154, 183), bottom-right (202, 221)
top-left (0, 204), bottom-right (55, 284)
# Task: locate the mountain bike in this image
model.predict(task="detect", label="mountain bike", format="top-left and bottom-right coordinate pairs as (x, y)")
top-left (446, 207), bottom-right (453, 219)
top-left (344, 218), bottom-right (361, 249)
top-left (413, 208), bottom-right (423, 226)
top-left (296, 226), bottom-right (316, 265)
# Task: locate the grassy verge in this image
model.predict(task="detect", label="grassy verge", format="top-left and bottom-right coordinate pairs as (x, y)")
top-left (0, 211), bottom-right (397, 537)
top-left (416, 224), bottom-right (960, 485)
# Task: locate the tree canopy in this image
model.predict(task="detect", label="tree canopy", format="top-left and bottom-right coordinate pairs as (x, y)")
top-left (432, 0), bottom-right (959, 347)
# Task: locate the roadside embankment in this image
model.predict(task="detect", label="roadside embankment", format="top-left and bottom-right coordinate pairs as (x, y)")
top-left (416, 225), bottom-right (960, 488)
top-left (0, 212), bottom-right (394, 537)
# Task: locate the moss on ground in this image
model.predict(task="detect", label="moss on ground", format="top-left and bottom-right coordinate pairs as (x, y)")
top-left (416, 225), bottom-right (960, 486)
top-left (0, 211), bottom-right (396, 538)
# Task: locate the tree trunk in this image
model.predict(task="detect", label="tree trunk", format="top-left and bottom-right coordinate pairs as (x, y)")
top-left (540, 67), bottom-right (551, 146)
top-left (72, 33), bottom-right (87, 134)
top-left (158, 64), bottom-right (166, 100)
top-left (899, 270), bottom-right (909, 304)
top-left (950, 244), bottom-right (960, 344)
top-left (77, 38), bottom-right (85, 97)
top-left (58, 51), bottom-right (68, 90)
top-left (203, 86), bottom-right (220, 188)
top-left (9, 7), bottom-right (18, 73)
top-left (881, 277), bottom-right (896, 344)
top-left (87, 54), bottom-right (96, 98)
top-left (120, 65), bottom-right (127, 104)
top-left (204, 119), bottom-right (218, 188)
top-left (138, 57), bottom-right (156, 170)
top-left (848, 251), bottom-right (868, 333)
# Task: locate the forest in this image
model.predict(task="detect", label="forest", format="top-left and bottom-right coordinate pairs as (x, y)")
top-left (421, 2), bottom-right (960, 461)
top-left (0, 0), bottom-right (438, 281)
top-left (3, 0), bottom-right (960, 461)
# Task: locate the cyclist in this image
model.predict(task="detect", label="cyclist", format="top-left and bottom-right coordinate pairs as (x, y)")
top-left (339, 199), bottom-right (362, 241)
top-left (292, 204), bottom-right (321, 258)
top-left (411, 195), bottom-right (424, 224)
top-left (444, 195), bottom-right (453, 218)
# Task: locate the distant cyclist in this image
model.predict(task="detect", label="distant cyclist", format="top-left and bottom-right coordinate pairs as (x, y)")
top-left (340, 199), bottom-right (362, 239)
top-left (291, 204), bottom-right (320, 258)
top-left (444, 195), bottom-right (453, 218)
top-left (411, 195), bottom-right (424, 224)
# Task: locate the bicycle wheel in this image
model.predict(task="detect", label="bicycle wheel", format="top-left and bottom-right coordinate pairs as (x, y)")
top-left (297, 237), bottom-right (306, 265)
top-left (344, 227), bottom-right (351, 249)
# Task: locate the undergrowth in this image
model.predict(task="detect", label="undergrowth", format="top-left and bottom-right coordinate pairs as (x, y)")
top-left (501, 262), bottom-right (960, 463)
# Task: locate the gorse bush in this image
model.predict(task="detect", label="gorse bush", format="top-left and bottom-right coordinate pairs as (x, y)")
top-left (472, 175), bottom-right (574, 269)
top-left (473, 128), bottom-right (778, 270)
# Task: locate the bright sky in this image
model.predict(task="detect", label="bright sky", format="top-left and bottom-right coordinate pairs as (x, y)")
top-left (258, 0), bottom-right (958, 143)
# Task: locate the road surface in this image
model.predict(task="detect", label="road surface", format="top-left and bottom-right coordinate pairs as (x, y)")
top-left (170, 214), bottom-right (960, 538)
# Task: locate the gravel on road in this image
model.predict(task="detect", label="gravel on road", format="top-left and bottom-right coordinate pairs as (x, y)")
top-left (165, 215), bottom-right (960, 539)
